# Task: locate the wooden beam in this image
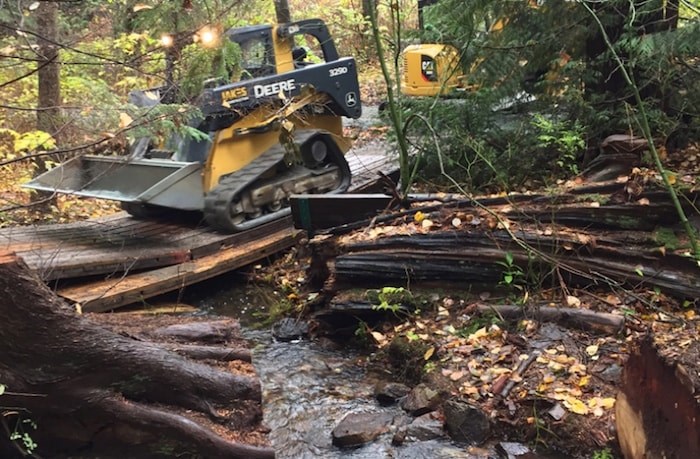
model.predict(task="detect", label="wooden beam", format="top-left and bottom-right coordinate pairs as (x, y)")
top-left (58, 229), bottom-right (298, 312)
top-left (291, 194), bottom-right (395, 232)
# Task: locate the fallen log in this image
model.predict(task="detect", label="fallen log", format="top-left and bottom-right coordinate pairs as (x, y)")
top-left (475, 304), bottom-right (625, 334)
top-left (0, 251), bottom-right (274, 458)
top-left (310, 223), bottom-right (700, 299)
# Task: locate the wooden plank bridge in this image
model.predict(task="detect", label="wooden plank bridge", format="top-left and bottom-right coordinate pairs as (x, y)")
top-left (0, 152), bottom-right (396, 312)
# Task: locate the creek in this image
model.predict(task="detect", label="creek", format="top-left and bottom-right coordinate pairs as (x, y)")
top-left (185, 275), bottom-right (522, 459)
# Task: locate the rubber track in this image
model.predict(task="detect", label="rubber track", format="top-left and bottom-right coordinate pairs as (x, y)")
top-left (203, 143), bottom-right (287, 232)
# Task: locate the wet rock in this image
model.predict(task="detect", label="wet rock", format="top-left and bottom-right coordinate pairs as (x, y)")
top-left (331, 411), bottom-right (394, 448)
top-left (392, 427), bottom-right (407, 446)
top-left (496, 441), bottom-right (533, 458)
top-left (400, 384), bottom-right (441, 416)
top-left (271, 318), bottom-right (309, 341)
top-left (375, 381), bottom-right (411, 406)
top-left (443, 399), bottom-right (491, 444)
top-left (405, 412), bottom-right (446, 441)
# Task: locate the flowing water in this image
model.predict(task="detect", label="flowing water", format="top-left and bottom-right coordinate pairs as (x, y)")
top-left (188, 276), bottom-right (482, 458)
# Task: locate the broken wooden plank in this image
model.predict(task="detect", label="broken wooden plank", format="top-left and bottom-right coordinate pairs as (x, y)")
top-left (616, 337), bottom-right (700, 458)
top-left (59, 228), bottom-right (298, 312)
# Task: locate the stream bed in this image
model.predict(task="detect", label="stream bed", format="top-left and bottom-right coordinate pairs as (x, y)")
top-left (186, 276), bottom-right (523, 459)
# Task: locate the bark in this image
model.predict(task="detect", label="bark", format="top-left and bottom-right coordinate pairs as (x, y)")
top-left (308, 187), bottom-right (700, 299)
top-left (34, 1), bottom-right (61, 206)
top-left (36, 1), bottom-right (61, 139)
top-left (0, 252), bottom-right (274, 458)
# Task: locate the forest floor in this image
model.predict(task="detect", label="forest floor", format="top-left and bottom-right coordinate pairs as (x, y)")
top-left (2, 68), bottom-right (699, 456)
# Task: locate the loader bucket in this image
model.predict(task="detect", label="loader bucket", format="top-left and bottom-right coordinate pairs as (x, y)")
top-left (24, 155), bottom-right (205, 211)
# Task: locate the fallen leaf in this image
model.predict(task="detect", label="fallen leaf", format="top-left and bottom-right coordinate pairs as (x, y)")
top-left (586, 345), bottom-right (599, 356)
top-left (119, 112), bottom-right (134, 129)
top-left (637, 197), bottom-right (650, 205)
top-left (414, 211), bottom-right (425, 223)
top-left (599, 398), bottom-right (615, 409)
top-left (133, 3), bottom-right (153, 12)
top-left (566, 295), bottom-right (581, 307)
top-left (563, 396), bottom-right (589, 415)
top-left (424, 347), bottom-right (435, 360)
top-left (421, 219), bottom-right (434, 229)
top-left (452, 217), bottom-right (462, 228)
top-left (450, 370), bottom-right (465, 381)
top-left (370, 331), bottom-right (387, 346)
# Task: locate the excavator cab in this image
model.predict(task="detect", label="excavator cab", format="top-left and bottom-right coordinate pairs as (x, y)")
top-left (25, 19), bottom-right (361, 233)
top-left (401, 43), bottom-right (465, 97)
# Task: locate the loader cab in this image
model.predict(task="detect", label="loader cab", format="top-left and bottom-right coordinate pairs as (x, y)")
top-left (225, 18), bottom-right (340, 80)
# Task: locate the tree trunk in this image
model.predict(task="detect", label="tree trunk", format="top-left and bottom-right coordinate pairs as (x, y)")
top-left (36, 1), bottom-right (61, 139)
top-left (0, 252), bottom-right (274, 458)
top-left (274, 0), bottom-right (291, 24)
top-left (33, 1), bottom-right (61, 206)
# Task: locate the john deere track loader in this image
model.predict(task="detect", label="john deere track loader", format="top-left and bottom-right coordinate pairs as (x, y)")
top-left (25, 19), bottom-right (361, 232)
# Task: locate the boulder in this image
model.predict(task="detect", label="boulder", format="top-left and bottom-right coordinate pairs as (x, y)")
top-left (405, 412), bottom-right (445, 441)
top-left (375, 381), bottom-right (411, 406)
top-left (271, 318), bottom-right (309, 341)
top-left (400, 384), bottom-right (441, 416)
top-left (443, 398), bottom-right (491, 444)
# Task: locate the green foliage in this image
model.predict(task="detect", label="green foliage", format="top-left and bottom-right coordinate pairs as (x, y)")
top-left (1, 384), bottom-right (39, 455)
top-left (496, 251), bottom-right (525, 291)
top-left (368, 286), bottom-right (413, 314)
top-left (455, 312), bottom-right (502, 337)
top-left (9, 420), bottom-right (38, 454)
top-left (398, 0), bottom-right (700, 194)
top-left (178, 39), bottom-right (241, 100)
top-left (531, 114), bottom-right (585, 175)
top-left (592, 448), bottom-right (614, 459)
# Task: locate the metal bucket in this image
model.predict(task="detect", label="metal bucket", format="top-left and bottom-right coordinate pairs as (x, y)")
top-left (24, 155), bottom-right (205, 211)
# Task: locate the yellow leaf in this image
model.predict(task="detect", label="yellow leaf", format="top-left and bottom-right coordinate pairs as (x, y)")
top-left (666, 172), bottom-right (676, 185)
top-left (578, 375), bottom-right (590, 387)
top-left (119, 112), bottom-right (134, 129)
top-left (424, 346), bottom-right (435, 360)
top-left (599, 398), bottom-right (616, 409)
top-left (566, 295), bottom-right (581, 307)
top-left (370, 331), bottom-right (386, 345)
top-left (133, 4), bottom-right (153, 12)
top-left (414, 211), bottom-right (425, 223)
top-left (586, 345), bottom-right (599, 356)
top-left (563, 396), bottom-right (589, 415)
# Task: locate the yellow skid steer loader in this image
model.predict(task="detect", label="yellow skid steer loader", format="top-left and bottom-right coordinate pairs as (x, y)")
top-left (25, 19), bottom-right (361, 232)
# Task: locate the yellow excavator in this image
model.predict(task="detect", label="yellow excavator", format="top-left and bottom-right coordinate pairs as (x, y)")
top-left (401, 0), bottom-right (535, 97)
top-left (25, 19), bottom-right (361, 232)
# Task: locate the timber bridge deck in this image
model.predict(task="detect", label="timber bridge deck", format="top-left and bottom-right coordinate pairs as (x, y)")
top-left (0, 152), bottom-right (396, 312)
